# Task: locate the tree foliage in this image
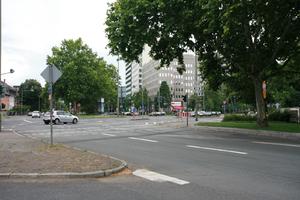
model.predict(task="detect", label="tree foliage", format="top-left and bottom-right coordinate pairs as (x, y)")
top-left (131, 88), bottom-right (150, 112)
top-left (47, 38), bottom-right (118, 113)
top-left (19, 79), bottom-right (42, 112)
top-left (105, 0), bottom-right (300, 126)
top-left (157, 81), bottom-right (171, 109)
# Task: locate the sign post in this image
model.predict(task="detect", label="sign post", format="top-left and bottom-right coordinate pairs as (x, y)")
top-left (41, 65), bottom-right (62, 146)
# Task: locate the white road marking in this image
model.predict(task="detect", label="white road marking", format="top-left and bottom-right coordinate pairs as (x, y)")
top-left (133, 169), bottom-right (189, 185)
top-left (128, 137), bottom-right (158, 143)
top-left (253, 141), bottom-right (300, 148)
top-left (23, 120), bottom-right (33, 123)
top-left (186, 145), bottom-right (248, 155)
top-left (101, 133), bottom-right (116, 137)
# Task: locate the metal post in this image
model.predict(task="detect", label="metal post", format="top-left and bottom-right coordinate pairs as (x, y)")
top-left (21, 89), bottom-right (23, 115)
top-left (0, 0), bottom-right (1, 132)
top-left (158, 87), bottom-right (161, 112)
top-left (186, 93), bottom-right (189, 127)
top-left (194, 49), bottom-right (199, 121)
top-left (117, 56), bottom-right (120, 117)
top-left (49, 65), bottom-right (53, 146)
top-left (141, 58), bottom-right (144, 117)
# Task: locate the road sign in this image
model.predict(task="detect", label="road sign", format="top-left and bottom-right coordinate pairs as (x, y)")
top-left (40, 65), bottom-right (62, 146)
top-left (41, 65), bottom-right (62, 83)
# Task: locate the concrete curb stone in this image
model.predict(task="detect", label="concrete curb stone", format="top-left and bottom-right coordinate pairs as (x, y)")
top-left (0, 159), bottom-right (127, 179)
top-left (0, 130), bottom-right (128, 179)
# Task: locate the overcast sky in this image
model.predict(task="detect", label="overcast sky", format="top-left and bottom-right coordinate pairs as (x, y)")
top-left (2, 0), bottom-right (125, 86)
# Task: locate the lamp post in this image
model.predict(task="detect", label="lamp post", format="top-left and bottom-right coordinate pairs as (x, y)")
top-left (117, 56), bottom-right (120, 117)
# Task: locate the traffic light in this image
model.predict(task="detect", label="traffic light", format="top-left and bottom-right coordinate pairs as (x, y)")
top-left (182, 95), bottom-right (187, 102)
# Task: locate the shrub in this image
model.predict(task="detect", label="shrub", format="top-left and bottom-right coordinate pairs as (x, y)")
top-left (268, 110), bottom-right (290, 122)
top-left (223, 114), bottom-right (256, 122)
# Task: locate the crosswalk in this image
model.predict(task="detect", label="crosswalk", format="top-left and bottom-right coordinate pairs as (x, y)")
top-left (15, 123), bottom-right (177, 140)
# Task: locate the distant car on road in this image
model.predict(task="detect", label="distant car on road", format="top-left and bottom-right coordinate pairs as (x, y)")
top-left (149, 111), bottom-right (166, 116)
top-left (27, 112), bottom-right (32, 116)
top-left (32, 111), bottom-right (41, 118)
top-left (43, 110), bottom-right (79, 125)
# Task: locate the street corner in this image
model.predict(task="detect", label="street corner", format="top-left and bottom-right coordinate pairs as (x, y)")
top-left (0, 131), bottom-right (127, 179)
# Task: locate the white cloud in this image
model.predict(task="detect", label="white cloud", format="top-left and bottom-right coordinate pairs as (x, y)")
top-left (2, 0), bottom-right (125, 86)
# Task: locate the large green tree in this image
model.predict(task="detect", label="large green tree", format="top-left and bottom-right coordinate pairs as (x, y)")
top-left (105, 0), bottom-right (299, 127)
top-left (47, 38), bottom-right (118, 114)
top-left (157, 81), bottom-right (171, 110)
top-left (19, 79), bottom-right (42, 112)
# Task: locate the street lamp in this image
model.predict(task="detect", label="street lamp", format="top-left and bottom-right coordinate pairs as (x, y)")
top-left (1, 69), bottom-right (15, 75)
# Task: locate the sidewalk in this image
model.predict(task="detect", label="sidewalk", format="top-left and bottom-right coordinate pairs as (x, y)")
top-left (0, 131), bottom-right (127, 178)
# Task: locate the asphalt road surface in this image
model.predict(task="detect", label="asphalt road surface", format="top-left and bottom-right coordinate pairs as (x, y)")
top-left (1, 115), bottom-right (300, 200)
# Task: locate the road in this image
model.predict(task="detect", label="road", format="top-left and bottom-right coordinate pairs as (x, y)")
top-left (1, 115), bottom-right (300, 200)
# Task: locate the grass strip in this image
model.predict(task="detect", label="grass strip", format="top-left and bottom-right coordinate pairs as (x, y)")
top-left (196, 121), bottom-right (300, 133)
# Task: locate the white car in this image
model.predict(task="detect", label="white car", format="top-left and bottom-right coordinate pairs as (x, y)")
top-left (32, 111), bottom-right (41, 118)
top-left (43, 110), bottom-right (79, 125)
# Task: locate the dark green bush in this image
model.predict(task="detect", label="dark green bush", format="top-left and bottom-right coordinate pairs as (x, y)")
top-left (268, 110), bottom-right (290, 122)
top-left (223, 114), bottom-right (256, 122)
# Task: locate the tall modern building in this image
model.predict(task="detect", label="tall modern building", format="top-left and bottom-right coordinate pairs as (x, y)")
top-left (126, 46), bottom-right (203, 101)
top-left (125, 61), bottom-right (143, 96)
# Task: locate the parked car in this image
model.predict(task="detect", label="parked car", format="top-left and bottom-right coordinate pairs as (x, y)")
top-left (43, 110), bottom-right (79, 125)
top-left (32, 111), bottom-right (41, 118)
top-left (149, 111), bottom-right (166, 116)
top-left (27, 112), bottom-right (32, 116)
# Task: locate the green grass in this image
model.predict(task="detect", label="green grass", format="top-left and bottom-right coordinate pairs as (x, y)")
top-left (196, 121), bottom-right (300, 133)
top-left (79, 114), bottom-right (125, 119)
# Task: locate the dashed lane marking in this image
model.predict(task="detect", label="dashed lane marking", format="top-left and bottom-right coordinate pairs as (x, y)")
top-left (186, 145), bottom-right (248, 155)
top-left (128, 137), bottom-right (158, 143)
top-left (133, 169), bottom-right (189, 185)
top-left (253, 141), bottom-right (300, 148)
top-left (101, 133), bottom-right (116, 137)
top-left (23, 120), bottom-right (33, 123)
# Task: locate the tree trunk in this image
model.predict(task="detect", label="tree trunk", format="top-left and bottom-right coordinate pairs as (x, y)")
top-left (252, 77), bottom-right (268, 127)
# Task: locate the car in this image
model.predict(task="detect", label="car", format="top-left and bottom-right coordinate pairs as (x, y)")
top-left (43, 110), bottom-right (79, 125)
top-left (32, 111), bottom-right (41, 118)
top-left (27, 112), bottom-right (32, 116)
top-left (149, 111), bottom-right (166, 116)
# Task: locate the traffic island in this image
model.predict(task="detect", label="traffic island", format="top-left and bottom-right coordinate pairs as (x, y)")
top-left (0, 131), bottom-right (127, 178)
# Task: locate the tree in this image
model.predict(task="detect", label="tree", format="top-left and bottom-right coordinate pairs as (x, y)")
top-left (268, 54), bottom-right (300, 108)
top-left (105, 0), bottom-right (299, 127)
top-left (47, 38), bottom-right (118, 114)
top-left (131, 88), bottom-right (150, 112)
top-left (18, 79), bottom-right (42, 112)
top-left (156, 81), bottom-right (171, 111)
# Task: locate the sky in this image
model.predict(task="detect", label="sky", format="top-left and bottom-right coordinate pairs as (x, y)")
top-left (2, 0), bottom-right (125, 87)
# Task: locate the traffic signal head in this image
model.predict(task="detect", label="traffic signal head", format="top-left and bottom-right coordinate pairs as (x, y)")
top-left (182, 95), bottom-right (187, 102)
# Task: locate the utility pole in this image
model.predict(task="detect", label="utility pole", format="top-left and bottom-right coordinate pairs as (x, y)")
top-left (141, 56), bottom-right (144, 117)
top-left (158, 87), bottom-right (161, 112)
top-left (186, 93), bottom-right (189, 127)
top-left (117, 56), bottom-right (120, 117)
top-left (194, 49), bottom-right (199, 121)
top-left (0, 0), bottom-right (2, 132)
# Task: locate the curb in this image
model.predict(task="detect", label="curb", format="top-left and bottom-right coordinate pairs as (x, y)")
top-left (0, 131), bottom-right (128, 179)
top-left (192, 125), bottom-right (300, 141)
top-left (0, 157), bottom-right (127, 179)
